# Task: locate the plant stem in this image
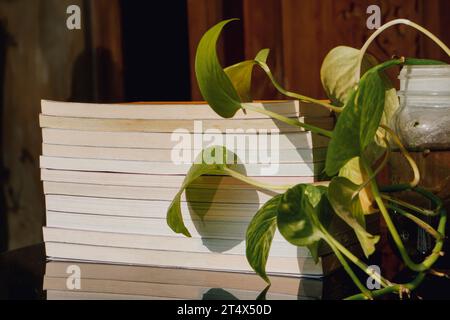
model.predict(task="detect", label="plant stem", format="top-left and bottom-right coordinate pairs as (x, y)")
top-left (379, 183), bottom-right (415, 193)
top-left (255, 61), bottom-right (343, 113)
top-left (242, 103), bottom-right (333, 138)
top-left (355, 138), bottom-right (390, 197)
top-left (357, 19), bottom-right (450, 80)
top-left (362, 158), bottom-right (447, 272)
top-left (381, 194), bottom-right (437, 217)
top-left (223, 167), bottom-right (292, 191)
top-left (321, 228), bottom-right (392, 288)
top-left (321, 232), bottom-right (373, 299)
top-left (346, 272), bottom-right (426, 300)
top-left (380, 125), bottom-right (420, 188)
top-left (386, 203), bottom-right (443, 240)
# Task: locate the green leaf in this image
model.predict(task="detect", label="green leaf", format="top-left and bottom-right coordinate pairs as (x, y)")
top-left (245, 195), bottom-right (282, 283)
top-left (339, 157), bottom-right (376, 215)
top-left (325, 68), bottom-right (386, 176)
top-left (380, 88), bottom-right (400, 131)
top-left (277, 185), bottom-right (327, 247)
top-left (328, 177), bottom-right (380, 257)
top-left (247, 185), bottom-right (331, 281)
top-left (307, 185), bottom-right (332, 263)
top-left (255, 48), bottom-right (270, 64)
top-left (307, 242), bottom-right (321, 264)
top-left (358, 71), bottom-right (386, 149)
top-left (320, 46), bottom-right (396, 176)
top-left (324, 90), bottom-right (358, 175)
top-left (224, 49), bottom-right (270, 102)
top-left (195, 19), bottom-right (242, 118)
top-left (166, 146), bottom-right (231, 237)
top-left (224, 61), bottom-right (256, 102)
top-left (320, 46), bottom-right (379, 107)
top-left (256, 285), bottom-right (271, 300)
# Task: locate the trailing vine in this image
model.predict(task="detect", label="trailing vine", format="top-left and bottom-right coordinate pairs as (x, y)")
top-left (166, 19), bottom-right (449, 299)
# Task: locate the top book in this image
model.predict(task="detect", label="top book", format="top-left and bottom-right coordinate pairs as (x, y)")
top-left (41, 100), bottom-right (331, 120)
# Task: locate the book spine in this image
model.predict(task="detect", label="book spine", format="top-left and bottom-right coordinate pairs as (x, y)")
top-left (41, 128), bottom-right (329, 150)
top-left (40, 156), bottom-right (324, 176)
top-left (43, 181), bottom-right (280, 204)
top-left (42, 227), bottom-right (308, 258)
top-left (41, 144), bottom-right (327, 163)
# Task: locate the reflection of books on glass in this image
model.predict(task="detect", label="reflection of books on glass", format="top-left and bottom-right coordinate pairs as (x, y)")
top-left (44, 261), bottom-right (324, 300)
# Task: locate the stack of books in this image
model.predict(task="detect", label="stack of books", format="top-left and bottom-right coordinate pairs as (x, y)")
top-left (40, 100), bottom-right (363, 281)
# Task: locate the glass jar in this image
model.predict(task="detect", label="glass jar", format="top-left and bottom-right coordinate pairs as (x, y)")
top-left (390, 64), bottom-right (450, 261)
top-left (395, 65), bottom-right (450, 151)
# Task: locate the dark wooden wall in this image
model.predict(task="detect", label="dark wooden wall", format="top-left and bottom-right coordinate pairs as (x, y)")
top-left (0, 0), bottom-right (123, 250)
top-left (187, 0), bottom-right (450, 100)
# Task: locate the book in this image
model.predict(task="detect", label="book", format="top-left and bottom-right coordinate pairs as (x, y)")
top-left (44, 242), bottom-right (349, 276)
top-left (41, 100), bottom-right (331, 120)
top-left (42, 226), bottom-right (366, 258)
top-left (44, 211), bottom-right (297, 241)
top-left (47, 211), bottom-right (376, 248)
top-left (40, 157), bottom-right (324, 176)
top-left (39, 114), bottom-right (334, 133)
top-left (43, 227), bottom-right (308, 257)
top-left (42, 195), bottom-right (303, 220)
top-left (43, 195), bottom-right (268, 218)
top-left (41, 169), bottom-right (322, 188)
top-left (42, 181), bottom-right (280, 203)
top-left (41, 128), bottom-right (330, 150)
top-left (41, 144), bottom-right (328, 163)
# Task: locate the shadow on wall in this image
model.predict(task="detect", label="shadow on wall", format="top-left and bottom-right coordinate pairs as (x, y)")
top-left (69, 47), bottom-right (123, 103)
top-left (0, 20), bottom-right (15, 252)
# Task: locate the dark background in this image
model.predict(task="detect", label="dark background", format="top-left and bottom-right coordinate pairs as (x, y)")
top-left (0, 0), bottom-right (449, 252)
top-left (121, 1), bottom-right (191, 102)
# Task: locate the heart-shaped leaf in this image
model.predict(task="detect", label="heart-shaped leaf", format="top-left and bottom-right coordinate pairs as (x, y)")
top-left (224, 48), bottom-right (270, 102)
top-left (224, 61), bottom-right (256, 102)
top-left (245, 195), bottom-right (282, 283)
top-left (196, 19), bottom-right (274, 118)
top-left (306, 242), bottom-right (321, 264)
top-left (320, 46), bottom-right (379, 107)
top-left (325, 68), bottom-right (386, 176)
top-left (195, 19), bottom-right (243, 118)
top-left (380, 88), bottom-right (400, 130)
top-left (277, 184), bottom-right (329, 247)
top-left (306, 185), bottom-right (332, 263)
top-left (358, 71), bottom-right (386, 150)
top-left (321, 46), bottom-right (397, 166)
top-left (338, 157), bottom-right (376, 215)
top-left (328, 177), bottom-right (380, 257)
top-left (166, 146), bottom-right (231, 237)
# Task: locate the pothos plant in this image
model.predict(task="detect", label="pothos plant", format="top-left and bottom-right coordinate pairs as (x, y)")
top-left (166, 18), bottom-right (450, 300)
